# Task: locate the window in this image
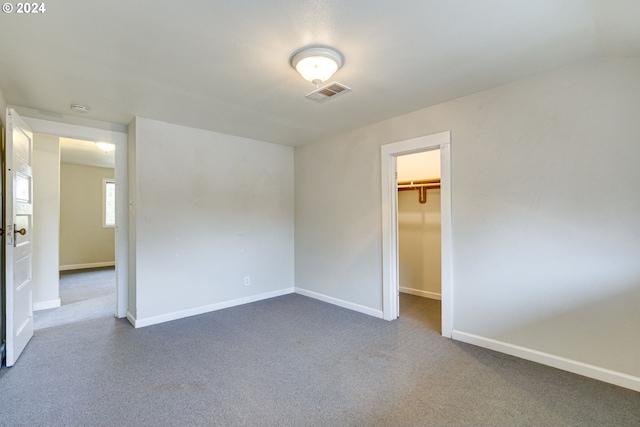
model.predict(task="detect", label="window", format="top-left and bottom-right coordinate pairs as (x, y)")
top-left (103, 178), bottom-right (116, 227)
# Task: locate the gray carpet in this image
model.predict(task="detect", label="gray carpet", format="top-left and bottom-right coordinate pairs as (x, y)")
top-left (1, 293), bottom-right (639, 426)
top-left (34, 268), bottom-right (116, 330)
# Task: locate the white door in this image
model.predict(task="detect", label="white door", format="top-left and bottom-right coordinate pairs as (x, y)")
top-left (5, 108), bottom-right (34, 366)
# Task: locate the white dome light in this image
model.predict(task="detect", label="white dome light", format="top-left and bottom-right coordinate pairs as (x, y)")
top-left (290, 46), bottom-right (344, 87)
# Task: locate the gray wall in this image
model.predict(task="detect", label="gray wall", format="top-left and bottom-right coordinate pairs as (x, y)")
top-left (129, 117), bottom-right (294, 324)
top-left (294, 57), bottom-right (640, 379)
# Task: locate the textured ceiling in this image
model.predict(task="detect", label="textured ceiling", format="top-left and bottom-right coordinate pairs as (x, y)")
top-left (1, 0), bottom-right (639, 146)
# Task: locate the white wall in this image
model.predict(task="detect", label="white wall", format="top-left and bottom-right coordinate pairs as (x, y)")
top-left (294, 57), bottom-right (640, 381)
top-left (32, 134), bottom-right (61, 309)
top-left (398, 191), bottom-right (441, 298)
top-left (59, 163), bottom-right (115, 268)
top-left (129, 117), bottom-right (294, 325)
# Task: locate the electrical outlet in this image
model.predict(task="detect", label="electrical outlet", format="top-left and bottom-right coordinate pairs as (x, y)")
top-left (244, 276), bottom-right (251, 286)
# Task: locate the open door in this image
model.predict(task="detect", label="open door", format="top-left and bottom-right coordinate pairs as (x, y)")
top-left (4, 108), bottom-right (34, 366)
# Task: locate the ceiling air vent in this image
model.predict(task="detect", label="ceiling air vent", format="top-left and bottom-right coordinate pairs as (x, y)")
top-left (305, 82), bottom-right (351, 103)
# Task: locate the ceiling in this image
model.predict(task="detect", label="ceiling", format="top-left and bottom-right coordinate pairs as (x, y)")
top-left (1, 1), bottom-right (639, 146)
top-left (60, 138), bottom-right (115, 169)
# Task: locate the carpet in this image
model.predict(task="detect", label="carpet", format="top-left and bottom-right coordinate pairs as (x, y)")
top-left (2, 293), bottom-right (639, 426)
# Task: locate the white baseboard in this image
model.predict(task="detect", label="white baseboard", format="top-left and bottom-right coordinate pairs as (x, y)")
top-left (132, 288), bottom-right (295, 328)
top-left (399, 287), bottom-right (441, 300)
top-left (34, 299), bottom-right (61, 311)
top-left (295, 287), bottom-right (384, 319)
top-left (452, 330), bottom-right (640, 393)
top-left (126, 310), bottom-right (136, 327)
top-left (60, 261), bottom-right (115, 271)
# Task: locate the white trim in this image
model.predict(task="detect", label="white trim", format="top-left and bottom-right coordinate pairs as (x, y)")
top-left (381, 143), bottom-right (399, 321)
top-left (381, 131), bottom-right (453, 337)
top-left (132, 288), bottom-right (295, 328)
top-left (126, 310), bottom-right (136, 327)
top-left (60, 261), bottom-right (115, 271)
top-left (114, 127), bottom-right (128, 319)
top-left (399, 287), bottom-right (441, 300)
top-left (19, 115), bottom-right (127, 144)
top-left (439, 143), bottom-right (453, 337)
top-left (452, 330), bottom-right (640, 393)
top-left (33, 299), bottom-right (61, 311)
top-left (295, 288), bottom-right (384, 319)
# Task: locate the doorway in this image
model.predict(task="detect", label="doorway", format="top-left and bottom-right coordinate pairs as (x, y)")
top-left (381, 131), bottom-right (452, 337)
top-left (21, 116), bottom-right (128, 320)
top-left (33, 136), bottom-right (117, 329)
top-left (397, 150), bottom-right (442, 332)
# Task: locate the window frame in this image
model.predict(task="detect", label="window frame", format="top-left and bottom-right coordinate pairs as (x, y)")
top-left (102, 178), bottom-right (116, 228)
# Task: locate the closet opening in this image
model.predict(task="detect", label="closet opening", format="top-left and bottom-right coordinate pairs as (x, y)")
top-left (381, 131), bottom-right (452, 337)
top-left (396, 150), bottom-right (442, 332)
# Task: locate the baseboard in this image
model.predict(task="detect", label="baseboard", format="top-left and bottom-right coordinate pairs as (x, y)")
top-left (452, 330), bottom-right (640, 393)
top-left (60, 261), bottom-right (115, 271)
top-left (126, 310), bottom-right (136, 327)
top-left (399, 287), bottom-right (441, 300)
top-left (132, 288), bottom-right (295, 328)
top-left (295, 288), bottom-right (384, 319)
top-left (33, 299), bottom-right (61, 311)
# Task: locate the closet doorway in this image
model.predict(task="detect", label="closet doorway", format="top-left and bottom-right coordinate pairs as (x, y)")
top-left (397, 150), bottom-right (442, 332)
top-left (381, 131), bottom-right (452, 337)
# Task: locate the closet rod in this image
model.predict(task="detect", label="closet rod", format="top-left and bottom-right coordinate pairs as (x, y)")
top-left (397, 183), bottom-right (440, 190)
top-left (397, 178), bottom-right (440, 203)
top-left (397, 178), bottom-right (440, 190)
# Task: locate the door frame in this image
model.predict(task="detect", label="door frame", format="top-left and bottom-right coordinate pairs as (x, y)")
top-left (381, 131), bottom-right (453, 337)
top-left (21, 116), bottom-right (129, 318)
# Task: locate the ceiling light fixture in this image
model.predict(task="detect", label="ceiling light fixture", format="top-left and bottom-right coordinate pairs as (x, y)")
top-left (95, 142), bottom-right (115, 153)
top-left (290, 46), bottom-right (344, 88)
